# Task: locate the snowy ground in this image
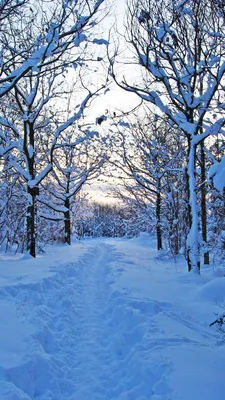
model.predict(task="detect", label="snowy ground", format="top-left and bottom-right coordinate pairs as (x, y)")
top-left (0, 234), bottom-right (225, 400)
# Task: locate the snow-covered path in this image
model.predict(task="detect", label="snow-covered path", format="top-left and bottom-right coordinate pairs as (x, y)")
top-left (0, 236), bottom-right (225, 400)
top-left (30, 242), bottom-right (163, 399)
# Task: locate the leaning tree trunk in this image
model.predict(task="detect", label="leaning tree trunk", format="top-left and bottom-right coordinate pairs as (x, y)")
top-left (186, 139), bottom-right (200, 273)
top-left (64, 197), bottom-right (71, 245)
top-left (156, 177), bottom-right (163, 251)
top-left (200, 141), bottom-right (209, 264)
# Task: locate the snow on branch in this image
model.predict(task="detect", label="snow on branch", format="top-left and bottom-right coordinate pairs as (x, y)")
top-left (38, 213), bottom-right (65, 221)
top-left (0, 140), bottom-right (23, 156)
top-left (51, 91), bottom-right (101, 155)
top-left (110, 0), bottom-right (225, 145)
top-left (0, 0), bottom-right (106, 97)
top-left (209, 311), bottom-right (225, 327)
top-left (209, 155), bottom-right (225, 192)
top-left (92, 38), bottom-right (109, 45)
top-left (28, 164), bottom-right (53, 188)
top-left (37, 197), bottom-right (69, 213)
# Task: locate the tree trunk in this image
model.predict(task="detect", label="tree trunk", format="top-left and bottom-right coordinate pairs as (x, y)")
top-left (173, 189), bottom-right (179, 255)
top-left (185, 163), bottom-right (190, 264)
top-left (156, 177), bottom-right (163, 250)
top-left (25, 121), bottom-right (37, 258)
top-left (27, 187), bottom-right (36, 258)
top-left (186, 139), bottom-right (200, 273)
top-left (200, 141), bottom-right (209, 264)
top-left (64, 197), bottom-right (71, 245)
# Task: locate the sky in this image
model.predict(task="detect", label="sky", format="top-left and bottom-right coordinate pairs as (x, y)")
top-left (83, 0), bottom-right (141, 205)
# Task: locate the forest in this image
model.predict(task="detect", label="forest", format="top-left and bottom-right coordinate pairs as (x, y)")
top-left (1, 0), bottom-right (225, 274)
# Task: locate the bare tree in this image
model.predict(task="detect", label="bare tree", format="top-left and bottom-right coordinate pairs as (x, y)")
top-left (0, 0), bottom-right (109, 256)
top-left (39, 132), bottom-right (107, 245)
top-left (0, 0), bottom-right (107, 97)
top-left (110, 112), bottom-right (186, 252)
top-left (0, 154), bottom-right (27, 252)
top-left (110, 0), bottom-right (225, 272)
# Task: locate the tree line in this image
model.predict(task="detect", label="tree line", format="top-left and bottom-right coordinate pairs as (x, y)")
top-left (1, 0), bottom-right (225, 273)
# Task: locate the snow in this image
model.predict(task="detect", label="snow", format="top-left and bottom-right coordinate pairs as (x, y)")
top-left (28, 164), bottom-right (53, 189)
top-left (92, 38), bottom-right (108, 45)
top-left (209, 155), bottom-right (225, 192)
top-left (119, 121), bottom-right (130, 128)
top-left (195, 276), bottom-right (225, 303)
top-left (73, 32), bottom-right (87, 47)
top-left (0, 235), bottom-right (225, 400)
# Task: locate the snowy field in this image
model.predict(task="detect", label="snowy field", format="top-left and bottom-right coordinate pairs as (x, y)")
top-left (0, 234), bottom-right (225, 400)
